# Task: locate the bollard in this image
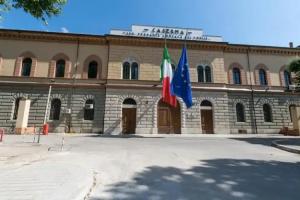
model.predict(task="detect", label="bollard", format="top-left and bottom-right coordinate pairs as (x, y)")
top-left (42, 124), bottom-right (49, 135)
top-left (0, 128), bottom-right (4, 142)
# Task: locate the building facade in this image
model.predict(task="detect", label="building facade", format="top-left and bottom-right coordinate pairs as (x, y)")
top-left (0, 26), bottom-right (300, 135)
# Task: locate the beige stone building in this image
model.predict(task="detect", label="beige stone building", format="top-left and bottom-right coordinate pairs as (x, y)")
top-left (0, 25), bottom-right (300, 135)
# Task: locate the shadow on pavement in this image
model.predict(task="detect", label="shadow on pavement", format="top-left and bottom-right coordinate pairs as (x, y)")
top-left (229, 137), bottom-right (296, 147)
top-left (90, 159), bottom-right (300, 200)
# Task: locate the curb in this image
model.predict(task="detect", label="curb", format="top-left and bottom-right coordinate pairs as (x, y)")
top-left (272, 139), bottom-right (300, 154)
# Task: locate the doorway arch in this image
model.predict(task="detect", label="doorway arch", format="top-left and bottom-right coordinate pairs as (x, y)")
top-left (157, 99), bottom-right (181, 134)
top-left (122, 98), bottom-right (137, 134)
top-left (200, 100), bottom-right (214, 134)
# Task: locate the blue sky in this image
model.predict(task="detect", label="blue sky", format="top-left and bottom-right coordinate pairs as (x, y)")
top-left (0, 0), bottom-right (299, 47)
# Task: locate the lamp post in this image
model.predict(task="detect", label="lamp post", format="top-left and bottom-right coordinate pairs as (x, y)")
top-left (38, 79), bottom-right (55, 143)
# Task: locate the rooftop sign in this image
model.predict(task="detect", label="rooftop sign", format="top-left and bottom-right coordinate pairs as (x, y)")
top-left (110, 25), bottom-right (223, 42)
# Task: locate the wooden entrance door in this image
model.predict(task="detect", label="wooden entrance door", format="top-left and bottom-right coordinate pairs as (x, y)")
top-left (201, 109), bottom-right (214, 134)
top-left (122, 108), bottom-right (136, 134)
top-left (158, 100), bottom-right (181, 134)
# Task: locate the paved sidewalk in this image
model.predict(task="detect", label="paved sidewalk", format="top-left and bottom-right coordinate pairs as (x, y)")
top-left (0, 135), bottom-right (50, 167)
top-left (0, 135), bottom-right (94, 200)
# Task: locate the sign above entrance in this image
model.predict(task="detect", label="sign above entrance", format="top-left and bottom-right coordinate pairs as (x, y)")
top-left (110, 25), bottom-right (223, 42)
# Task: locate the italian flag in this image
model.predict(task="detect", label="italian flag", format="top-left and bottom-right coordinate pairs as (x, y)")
top-left (161, 47), bottom-right (177, 107)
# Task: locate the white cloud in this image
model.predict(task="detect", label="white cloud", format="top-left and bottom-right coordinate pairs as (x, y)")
top-left (60, 27), bottom-right (69, 33)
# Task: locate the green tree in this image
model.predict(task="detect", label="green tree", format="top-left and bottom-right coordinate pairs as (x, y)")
top-left (288, 59), bottom-right (300, 84)
top-left (0, 0), bottom-right (67, 24)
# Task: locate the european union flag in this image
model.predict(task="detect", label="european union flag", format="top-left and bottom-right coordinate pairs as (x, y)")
top-left (171, 46), bottom-right (193, 108)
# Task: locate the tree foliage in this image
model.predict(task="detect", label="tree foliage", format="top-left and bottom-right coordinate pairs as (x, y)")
top-left (0, 0), bottom-right (67, 24)
top-left (288, 59), bottom-right (300, 84)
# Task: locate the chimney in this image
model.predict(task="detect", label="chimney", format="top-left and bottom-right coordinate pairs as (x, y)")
top-left (289, 42), bottom-right (294, 48)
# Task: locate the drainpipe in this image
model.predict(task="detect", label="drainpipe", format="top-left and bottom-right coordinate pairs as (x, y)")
top-left (246, 47), bottom-right (258, 134)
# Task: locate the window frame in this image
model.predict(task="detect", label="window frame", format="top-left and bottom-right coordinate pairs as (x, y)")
top-left (21, 58), bottom-right (32, 77)
top-left (49, 99), bottom-right (61, 121)
top-left (84, 99), bottom-right (95, 121)
top-left (122, 61), bottom-right (131, 80)
top-left (284, 70), bottom-right (292, 87)
top-left (205, 66), bottom-right (212, 83)
top-left (263, 104), bottom-right (273, 123)
top-left (87, 61), bottom-right (98, 79)
top-left (131, 62), bottom-right (139, 80)
top-left (197, 65), bottom-right (212, 83)
top-left (122, 60), bottom-right (139, 80)
top-left (197, 65), bottom-right (204, 83)
top-left (232, 67), bottom-right (241, 85)
top-left (236, 103), bottom-right (246, 122)
top-left (55, 59), bottom-right (66, 78)
top-left (259, 69), bottom-right (268, 86)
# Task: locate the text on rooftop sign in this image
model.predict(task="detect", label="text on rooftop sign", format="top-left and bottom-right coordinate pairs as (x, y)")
top-left (110, 25), bottom-right (223, 42)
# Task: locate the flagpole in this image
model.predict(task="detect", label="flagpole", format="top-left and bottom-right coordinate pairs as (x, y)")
top-left (164, 27), bottom-right (167, 48)
top-left (184, 28), bottom-right (189, 48)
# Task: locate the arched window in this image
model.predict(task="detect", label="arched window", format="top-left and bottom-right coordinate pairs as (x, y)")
top-left (123, 61), bottom-right (139, 80)
top-left (84, 99), bottom-right (95, 120)
top-left (123, 98), bottom-right (137, 105)
top-left (259, 69), bottom-right (268, 86)
top-left (284, 70), bottom-right (292, 87)
top-left (205, 66), bottom-right (212, 83)
top-left (236, 103), bottom-right (245, 122)
top-left (55, 59), bottom-right (65, 78)
top-left (88, 61), bottom-right (98, 79)
top-left (122, 62), bottom-right (130, 79)
top-left (263, 104), bottom-right (272, 122)
top-left (232, 68), bottom-right (241, 84)
top-left (197, 65), bottom-right (204, 82)
top-left (50, 99), bottom-right (61, 120)
top-left (197, 65), bottom-right (212, 83)
top-left (21, 58), bottom-right (32, 77)
top-left (131, 62), bottom-right (139, 80)
top-left (201, 100), bottom-right (212, 107)
top-left (13, 98), bottom-right (21, 120)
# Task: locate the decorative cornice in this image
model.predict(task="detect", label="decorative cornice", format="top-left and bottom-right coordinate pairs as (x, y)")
top-left (224, 45), bottom-right (300, 56)
top-left (1, 76), bottom-right (300, 96)
top-left (0, 76), bottom-right (107, 87)
top-left (0, 29), bottom-right (107, 45)
top-left (106, 35), bottom-right (227, 51)
top-left (0, 29), bottom-right (300, 55)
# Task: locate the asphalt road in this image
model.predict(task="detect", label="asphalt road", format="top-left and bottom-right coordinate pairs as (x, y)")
top-left (1, 135), bottom-right (300, 200)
